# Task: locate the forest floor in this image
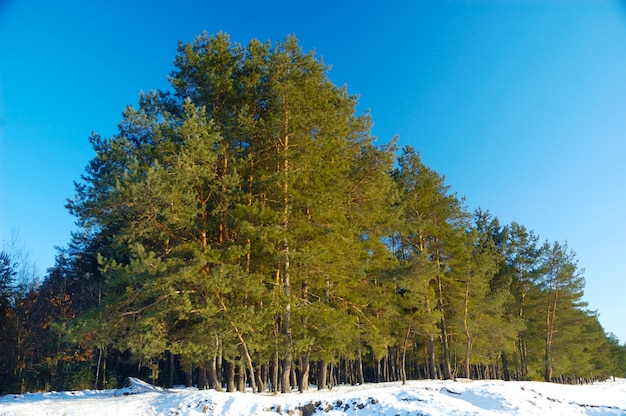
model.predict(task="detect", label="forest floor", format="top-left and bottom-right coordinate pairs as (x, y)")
top-left (1, 376), bottom-right (625, 415)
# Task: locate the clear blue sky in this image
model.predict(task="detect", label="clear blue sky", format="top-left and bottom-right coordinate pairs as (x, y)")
top-left (2, 1), bottom-right (626, 342)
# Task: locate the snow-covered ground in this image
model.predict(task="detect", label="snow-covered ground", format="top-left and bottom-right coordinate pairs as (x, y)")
top-left (1, 377), bottom-right (625, 416)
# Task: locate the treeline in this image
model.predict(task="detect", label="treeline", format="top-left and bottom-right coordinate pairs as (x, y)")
top-left (2, 32), bottom-right (626, 394)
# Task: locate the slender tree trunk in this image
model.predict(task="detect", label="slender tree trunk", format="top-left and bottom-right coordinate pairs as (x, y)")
top-left (226, 361), bottom-right (236, 392)
top-left (272, 352), bottom-right (279, 393)
top-left (425, 334), bottom-right (437, 379)
top-left (237, 362), bottom-right (245, 392)
top-left (208, 356), bottom-right (220, 390)
top-left (317, 360), bottom-right (328, 390)
top-left (518, 271), bottom-right (529, 379)
top-left (436, 272), bottom-right (452, 380)
top-left (197, 366), bottom-right (208, 390)
top-left (290, 363), bottom-right (297, 389)
top-left (501, 351), bottom-right (511, 381)
top-left (401, 326), bottom-right (411, 384)
top-left (463, 280), bottom-right (472, 379)
top-left (185, 363), bottom-right (193, 387)
top-left (238, 333), bottom-right (257, 393)
top-left (95, 347), bottom-right (103, 389)
top-left (255, 365), bottom-right (263, 393)
top-left (423, 289), bottom-right (438, 380)
top-left (518, 335), bottom-right (528, 379)
top-left (357, 349), bottom-right (365, 385)
top-left (280, 273), bottom-right (292, 393)
top-left (383, 352), bottom-right (390, 382)
top-left (167, 350), bottom-right (175, 388)
top-left (545, 289), bottom-right (558, 382)
top-left (298, 352), bottom-right (310, 392)
top-left (279, 118), bottom-right (293, 393)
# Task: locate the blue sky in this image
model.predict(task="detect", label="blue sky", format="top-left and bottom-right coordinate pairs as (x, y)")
top-left (1, 1), bottom-right (626, 342)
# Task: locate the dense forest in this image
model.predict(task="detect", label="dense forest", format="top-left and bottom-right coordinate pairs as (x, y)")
top-left (1, 32), bottom-right (625, 395)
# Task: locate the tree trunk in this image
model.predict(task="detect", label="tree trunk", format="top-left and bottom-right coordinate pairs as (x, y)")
top-left (167, 350), bottom-right (175, 388)
top-left (95, 347), bottom-right (103, 389)
top-left (298, 352), bottom-right (310, 392)
top-left (185, 362), bottom-right (193, 387)
top-left (237, 362), bottom-right (245, 392)
top-left (226, 361), bottom-right (236, 392)
top-left (197, 366), bottom-right (208, 390)
top-left (545, 341), bottom-right (553, 382)
top-left (237, 331), bottom-right (257, 393)
top-left (518, 272), bottom-right (529, 379)
top-left (423, 289), bottom-right (438, 380)
top-left (357, 350), bottom-right (365, 385)
top-left (463, 278), bottom-right (472, 379)
top-left (426, 334), bottom-right (437, 379)
top-left (400, 328), bottom-right (410, 385)
top-left (279, 125), bottom-right (293, 393)
top-left (436, 272), bottom-right (452, 380)
top-left (256, 365), bottom-right (264, 393)
top-left (518, 335), bottom-right (528, 379)
top-left (271, 353), bottom-right (279, 393)
top-left (317, 360), bottom-right (328, 390)
top-left (545, 288), bottom-right (559, 382)
top-left (501, 351), bottom-right (510, 381)
top-left (208, 356), bottom-right (220, 391)
top-left (280, 356), bottom-right (292, 393)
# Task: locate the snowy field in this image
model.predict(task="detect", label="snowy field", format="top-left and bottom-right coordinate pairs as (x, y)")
top-left (1, 377), bottom-right (625, 416)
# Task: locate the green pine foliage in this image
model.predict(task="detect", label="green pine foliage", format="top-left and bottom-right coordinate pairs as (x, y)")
top-left (1, 32), bottom-right (624, 394)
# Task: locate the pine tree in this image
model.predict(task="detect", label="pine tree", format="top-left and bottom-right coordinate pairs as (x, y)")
top-left (607, 333), bottom-right (626, 377)
top-left (392, 146), bottom-right (470, 379)
top-left (451, 227), bottom-right (506, 379)
top-left (500, 222), bottom-right (542, 379)
top-left (67, 97), bottom-right (252, 384)
top-left (471, 210), bottom-right (519, 380)
top-left (537, 240), bottom-right (585, 381)
top-left (68, 32), bottom-right (396, 391)
top-left (0, 252), bottom-right (15, 310)
top-left (0, 251), bottom-right (17, 393)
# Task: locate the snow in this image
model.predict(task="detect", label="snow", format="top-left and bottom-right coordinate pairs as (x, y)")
top-left (1, 377), bottom-right (625, 416)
